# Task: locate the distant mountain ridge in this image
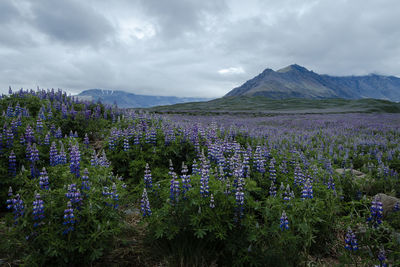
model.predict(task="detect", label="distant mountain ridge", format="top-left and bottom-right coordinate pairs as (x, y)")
top-left (225, 64), bottom-right (400, 101)
top-left (77, 89), bottom-right (211, 108)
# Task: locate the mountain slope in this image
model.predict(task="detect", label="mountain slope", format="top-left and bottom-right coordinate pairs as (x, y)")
top-left (225, 64), bottom-right (400, 100)
top-left (149, 97), bottom-right (400, 114)
top-left (77, 89), bottom-right (210, 108)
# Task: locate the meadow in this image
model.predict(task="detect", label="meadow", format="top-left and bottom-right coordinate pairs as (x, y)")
top-left (0, 89), bottom-right (399, 266)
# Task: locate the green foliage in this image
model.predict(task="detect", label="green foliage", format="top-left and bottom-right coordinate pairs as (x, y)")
top-left (2, 166), bottom-right (126, 266)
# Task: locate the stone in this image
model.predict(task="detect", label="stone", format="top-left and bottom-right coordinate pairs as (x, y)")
top-left (374, 193), bottom-right (400, 216)
top-left (335, 168), bottom-right (366, 178)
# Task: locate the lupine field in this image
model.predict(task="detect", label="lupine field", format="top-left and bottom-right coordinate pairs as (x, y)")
top-left (1, 89), bottom-right (400, 266)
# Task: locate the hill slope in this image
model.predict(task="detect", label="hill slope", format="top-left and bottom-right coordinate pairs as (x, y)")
top-left (77, 89), bottom-right (210, 108)
top-left (225, 64), bottom-right (400, 101)
top-left (149, 97), bottom-right (400, 114)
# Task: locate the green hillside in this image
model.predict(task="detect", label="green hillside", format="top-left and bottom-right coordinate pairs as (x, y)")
top-left (149, 97), bottom-right (400, 114)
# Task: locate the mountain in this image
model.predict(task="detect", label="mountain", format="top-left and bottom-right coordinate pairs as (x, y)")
top-left (225, 64), bottom-right (400, 101)
top-left (77, 89), bottom-right (211, 108)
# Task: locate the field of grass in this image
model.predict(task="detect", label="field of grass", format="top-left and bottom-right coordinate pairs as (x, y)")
top-left (149, 96), bottom-right (400, 115)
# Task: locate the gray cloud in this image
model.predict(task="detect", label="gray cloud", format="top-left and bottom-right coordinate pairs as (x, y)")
top-left (30, 0), bottom-right (114, 45)
top-left (1, 0), bottom-right (400, 98)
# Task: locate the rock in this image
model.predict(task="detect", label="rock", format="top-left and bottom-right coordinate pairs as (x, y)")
top-left (335, 168), bottom-right (366, 178)
top-left (123, 208), bottom-right (140, 216)
top-left (374, 193), bottom-right (400, 216)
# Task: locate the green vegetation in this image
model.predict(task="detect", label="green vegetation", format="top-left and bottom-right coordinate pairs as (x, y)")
top-left (149, 96), bottom-right (400, 115)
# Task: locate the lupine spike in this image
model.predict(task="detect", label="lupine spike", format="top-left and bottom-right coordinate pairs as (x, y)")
top-left (141, 188), bottom-right (152, 217)
top-left (63, 201), bottom-right (75, 234)
top-left (32, 193), bottom-right (45, 227)
top-left (344, 227), bottom-right (358, 251)
top-left (280, 211), bottom-right (289, 230)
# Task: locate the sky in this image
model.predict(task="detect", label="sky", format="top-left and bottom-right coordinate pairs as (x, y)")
top-left (1, 0), bottom-right (400, 98)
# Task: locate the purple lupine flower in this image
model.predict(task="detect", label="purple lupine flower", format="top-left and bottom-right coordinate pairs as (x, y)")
top-left (30, 143), bottom-right (39, 178)
top-left (280, 211), bottom-right (289, 231)
top-left (49, 141), bottom-right (58, 166)
top-left (6, 105), bottom-right (14, 117)
top-left (283, 184), bottom-right (292, 204)
top-left (102, 186), bottom-right (111, 206)
top-left (141, 188), bottom-right (152, 217)
top-left (150, 128), bottom-right (156, 144)
top-left (9, 150), bottom-right (17, 177)
top-left (269, 181), bottom-right (277, 197)
top-left (83, 133), bottom-right (89, 148)
top-left (6, 187), bottom-right (13, 210)
top-left (19, 134), bottom-right (25, 145)
top-left (47, 110), bottom-right (53, 120)
top-left (294, 163), bottom-right (304, 186)
top-left (123, 137), bottom-right (130, 151)
top-left (377, 247), bottom-right (387, 267)
top-left (58, 142), bottom-right (67, 164)
top-left (44, 132), bottom-right (50, 146)
top-left (144, 163), bottom-right (152, 189)
top-left (394, 202), bottom-right (400, 212)
top-left (55, 127), bottom-right (62, 138)
top-left (81, 168), bottom-right (90, 191)
top-left (108, 134), bottom-right (116, 150)
top-left (11, 194), bottom-right (24, 225)
top-left (30, 143), bottom-right (39, 162)
top-left (39, 167), bottom-right (49, 190)
top-left (63, 201), bottom-right (75, 234)
top-left (367, 195), bottom-right (383, 227)
top-left (26, 143), bottom-right (31, 160)
top-left (192, 159), bottom-right (200, 175)
top-left (210, 194), bottom-right (215, 209)
top-left (168, 159), bottom-right (174, 176)
top-left (133, 133), bottom-right (140, 145)
top-left (327, 176), bottom-right (335, 190)
top-left (90, 150), bottom-right (98, 166)
top-left (200, 167), bottom-right (210, 198)
top-left (6, 127), bottom-right (13, 148)
top-left (301, 178), bottom-right (313, 200)
top-left (102, 183), bottom-right (119, 209)
top-left (32, 193), bottom-right (45, 227)
top-left (111, 183), bottom-right (119, 209)
top-left (99, 150), bottom-right (110, 167)
top-left (66, 184), bottom-right (82, 206)
top-left (344, 227), bottom-right (358, 251)
top-left (269, 159), bottom-right (276, 183)
top-left (36, 117), bottom-right (43, 133)
top-left (69, 145), bottom-right (80, 177)
top-left (169, 172), bottom-right (179, 204)
top-left (235, 179), bottom-right (245, 220)
top-left (25, 125), bottom-right (34, 144)
top-left (50, 124), bottom-right (56, 136)
top-left (181, 163), bottom-right (191, 198)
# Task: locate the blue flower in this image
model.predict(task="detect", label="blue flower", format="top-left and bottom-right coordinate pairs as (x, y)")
top-left (209, 194), bottom-right (215, 209)
top-left (32, 193), bottom-right (45, 227)
top-left (280, 211), bottom-right (289, 231)
top-left (367, 196), bottom-right (383, 227)
top-left (141, 188), bottom-right (152, 217)
top-left (344, 227), bottom-right (358, 251)
top-left (63, 201), bottom-right (75, 234)
top-left (144, 163), bottom-right (153, 189)
top-left (39, 167), bottom-right (49, 190)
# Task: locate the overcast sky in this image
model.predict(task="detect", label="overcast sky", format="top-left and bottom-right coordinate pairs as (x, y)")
top-left (1, 0), bottom-right (400, 97)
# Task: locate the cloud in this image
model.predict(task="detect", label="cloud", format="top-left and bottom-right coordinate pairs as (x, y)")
top-left (1, 0), bottom-right (400, 98)
top-left (30, 0), bottom-right (114, 45)
top-left (218, 67), bottom-right (245, 75)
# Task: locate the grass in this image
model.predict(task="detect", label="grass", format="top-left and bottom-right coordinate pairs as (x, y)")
top-left (148, 97), bottom-right (400, 115)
